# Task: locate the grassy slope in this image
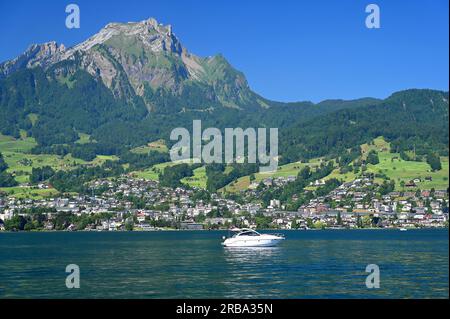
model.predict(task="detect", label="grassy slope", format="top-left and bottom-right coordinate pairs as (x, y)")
top-left (75, 133), bottom-right (93, 144)
top-left (181, 166), bottom-right (207, 188)
top-left (2, 131), bottom-right (447, 198)
top-left (320, 137), bottom-right (390, 185)
top-left (130, 139), bottom-right (168, 154)
top-left (222, 137), bottom-right (449, 193)
top-left (0, 134), bottom-right (118, 197)
top-left (324, 136), bottom-right (449, 191)
top-left (366, 153), bottom-right (449, 191)
top-left (132, 161), bottom-right (174, 180)
top-left (132, 159), bottom-right (201, 183)
top-left (0, 186), bottom-right (60, 199)
top-left (130, 138), bottom-right (198, 187)
top-left (221, 158), bottom-right (323, 193)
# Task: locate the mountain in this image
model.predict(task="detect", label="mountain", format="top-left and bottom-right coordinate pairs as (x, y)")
top-left (0, 17), bottom-right (379, 150)
top-left (280, 89), bottom-right (449, 163)
top-left (0, 17), bottom-right (448, 168)
top-left (0, 18), bottom-right (263, 112)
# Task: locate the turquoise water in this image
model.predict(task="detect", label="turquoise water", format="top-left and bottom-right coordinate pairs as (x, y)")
top-left (0, 229), bottom-right (448, 298)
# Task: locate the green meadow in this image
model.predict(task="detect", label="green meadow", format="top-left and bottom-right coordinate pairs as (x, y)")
top-left (222, 137), bottom-right (449, 193)
top-left (2, 132), bottom-right (448, 198)
top-left (0, 134), bottom-right (120, 198)
top-left (132, 161), bottom-right (173, 180)
top-left (130, 139), bottom-right (168, 154)
top-left (360, 137), bottom-right (448, 190)
top-left (75, 133), bottom-right (94, 144)
top-left (181, 166), bottom-right (207, 188)
top-left (0, 186), bottom-right (60, 199)
top-left (133, 158), bottom-right (207, 189)
top-left (221, 158), bottom-right (323, 193)
top-left (132, 159), bottom-right (199, 182)
top-left (327, 137), bottom-right (449, 191)
top-left (366, 153), bottom-right (449, 191)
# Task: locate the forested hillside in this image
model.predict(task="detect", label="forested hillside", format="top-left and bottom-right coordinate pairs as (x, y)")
top-left (0, 18), bottom-right (448, 196)
top-left (280, 89), bottom-right (449, 164)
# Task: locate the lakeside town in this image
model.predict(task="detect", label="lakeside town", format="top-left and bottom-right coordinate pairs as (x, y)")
top-left (0, 173), bottom-right (448, 232)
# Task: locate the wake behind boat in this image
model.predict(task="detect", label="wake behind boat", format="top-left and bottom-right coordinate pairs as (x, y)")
top-left (222, 228), bottom-right (285, 247)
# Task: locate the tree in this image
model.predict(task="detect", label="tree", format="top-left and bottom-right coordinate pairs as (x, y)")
top-left (336, 212), bottom-right (342, 225)
top-left (159, 163), bottom-right (198, 188)
top-left (255, 213), bottom-right (272, 229)
top-left (362, 215), bottom-right (372, 227)
top-left (313, 221), bottom-right (327, 229)
top-left (415, 189), bottom-right (421, 198)
top-left (194, 213), bottom-right (206, 223)
top-left (30, 166), bottom-right (55, 183)
top-left (426, 153), bottom-right (442, 171)
top-left (0, 171), bottom-right (18, 187)
top-left (366, 150), bottom-right (380, 165)
top-left (4, 214), bottom-right (28, 230)
top-left (400, 151), bottom-right (411, 161)
top-left (0, 153), bottom-right (18, 187)
top-left (0, 153), bottom-right (7, 172)
top-left (298, 166), bottom-right (311, 180)
top-left (379, 180), bottom-right (395, 195)
top-left (400, 180), bottom-right (406, 190)
top-left (125, 221), bottom-right (134, 231)
top-left (291, 220), bottom-right (298, 229)
top-left (356, 215), bottom-right (363, 228)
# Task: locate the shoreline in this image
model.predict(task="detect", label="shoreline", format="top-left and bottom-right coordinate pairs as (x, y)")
top-left (1, 227), bottom-right (448, 234)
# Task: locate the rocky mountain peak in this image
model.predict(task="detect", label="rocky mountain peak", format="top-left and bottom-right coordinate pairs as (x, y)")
top-left (66, 17), bottom-right (182, 56)
top-left (0, 41), bottom-right (66, 76)
top-left (0, 17), bottom-right (261, 110)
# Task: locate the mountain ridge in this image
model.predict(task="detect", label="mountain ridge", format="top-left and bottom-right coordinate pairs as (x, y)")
top-left (0, 17), bottom-right (262, 111)
top-left (0, 17), bottom-right (448, 171)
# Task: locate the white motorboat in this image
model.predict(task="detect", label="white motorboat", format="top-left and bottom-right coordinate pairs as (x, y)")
top-left (222, 228), bottom-right (285, 247)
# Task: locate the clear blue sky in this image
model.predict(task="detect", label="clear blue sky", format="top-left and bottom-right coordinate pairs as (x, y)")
top-left (0, 0), bottom-right (448, 102)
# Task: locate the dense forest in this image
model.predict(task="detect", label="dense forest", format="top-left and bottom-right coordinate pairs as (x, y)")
top-left (0, 152), bottom-right (18, 187)
top-left (205, 163), bottom-right (259, 192)
top-left (1, 65), bottom-right (447, 164)
top-left (158, 163), bottom-right (202, 188)
top-left (0, 56), bottom-right (448, 196)
top-left (257, 162), bottom-right (336, 209)
top-left (279, 89), bottom-right (449, 164)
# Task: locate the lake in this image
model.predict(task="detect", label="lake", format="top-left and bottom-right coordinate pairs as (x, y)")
top-left (0, 229), bottom-right (448, 298)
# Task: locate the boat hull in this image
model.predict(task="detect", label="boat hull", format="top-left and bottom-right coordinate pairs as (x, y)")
top-left (222, 237), bottom-right (284, 247)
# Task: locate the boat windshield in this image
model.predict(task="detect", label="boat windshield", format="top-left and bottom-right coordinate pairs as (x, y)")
top-left (235, 230), bottom-right (260, 237)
